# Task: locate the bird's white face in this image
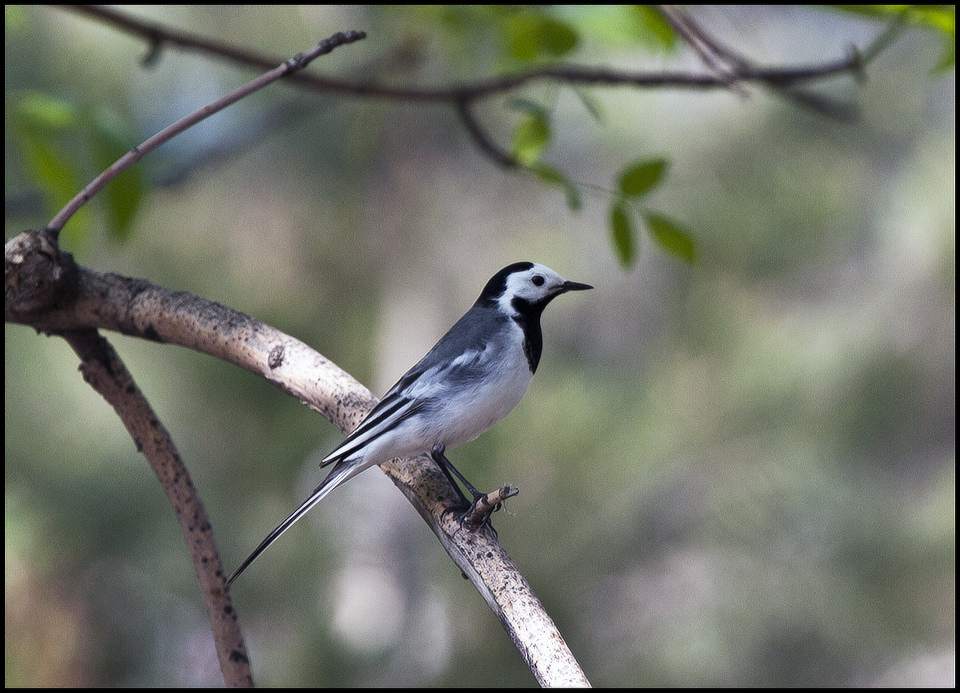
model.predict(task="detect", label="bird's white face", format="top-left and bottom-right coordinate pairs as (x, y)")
top-left (496, 264), bottom-right (570, 313)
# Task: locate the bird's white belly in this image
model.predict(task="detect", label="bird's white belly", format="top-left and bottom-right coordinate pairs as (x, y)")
top-left (436, 358), bottom-right (533, 450)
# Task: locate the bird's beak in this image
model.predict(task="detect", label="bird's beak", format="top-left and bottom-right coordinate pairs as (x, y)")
top-left (561, 280), bottom-right (593, 292)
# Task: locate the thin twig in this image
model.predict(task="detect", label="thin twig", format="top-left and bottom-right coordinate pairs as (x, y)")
top-left (657, 5), bottom-right (863, 120)
top-left (658, 5), bottom-right (752, 72)
top-left (55, 5), bottom-right (867, 169)
top-left (455, 96), bottom-right (519, 168)
top-left (45, 29), bottom-right (366, 237)
top-left (656, 5), bottom-right (748, 96)
top-left (59, 5), bottom-right (862, 100)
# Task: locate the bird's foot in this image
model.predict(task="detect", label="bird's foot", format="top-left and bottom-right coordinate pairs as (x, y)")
top-left (459, 485), bottom-right (519, 532)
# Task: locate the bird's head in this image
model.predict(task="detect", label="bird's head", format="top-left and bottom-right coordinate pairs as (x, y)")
top-left (478, 262), bottom-right (593, 317)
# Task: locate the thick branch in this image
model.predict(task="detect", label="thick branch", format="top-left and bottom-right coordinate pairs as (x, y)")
top-left (6, 12), bottom-right (598, 685)
top-left (5, 229), bottom-right (590, 686)
top-left (61, 329), bottom-right (252, 687)
top-left (5, 231), bottom-right (370, 428)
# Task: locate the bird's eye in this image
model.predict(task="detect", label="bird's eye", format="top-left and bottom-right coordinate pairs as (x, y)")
top-left (532, 275), bottom-right (545, 287)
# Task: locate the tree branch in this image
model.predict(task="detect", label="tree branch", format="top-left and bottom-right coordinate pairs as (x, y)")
top-left (8, 8), bottom-right (884, 684)
top-left (59, 5), bottom-right (864, 97)
top-left (45, 27), bottom-right (366, 238)
top-left (55, 5), bottom-right (867, 168)
top-left (455, 96), bottom-right (520, 168)
top-left (657, 5), bottom-right (863, 119)
top-left (60, 328), bottom-right (253, 687)
top-left (5, 230), bottom-right (591, 686)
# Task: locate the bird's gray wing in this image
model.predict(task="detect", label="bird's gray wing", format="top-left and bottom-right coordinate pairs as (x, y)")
top-left (319, 311), bottom-right (506, 467)
top-left (319, 393), bottom-right (426, 467)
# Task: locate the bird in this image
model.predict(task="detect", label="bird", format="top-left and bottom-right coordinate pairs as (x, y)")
top-left (227, 261), bottom-right (592, 585)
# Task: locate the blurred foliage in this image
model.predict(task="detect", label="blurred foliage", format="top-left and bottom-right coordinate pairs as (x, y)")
top-left (831, 4), bottom-right (955, 71)
top-left (15, 5), bottom-right (950, 265)
top-left (5, 4), bottom-right (956, 688)
top-left (611, 157), bottom-right (696, 266)
top-left (9, 90), bottom-right (144, 244)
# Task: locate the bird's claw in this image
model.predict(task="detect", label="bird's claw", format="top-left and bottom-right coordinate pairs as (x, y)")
top-left (458, 485), bottom-right (519, 532)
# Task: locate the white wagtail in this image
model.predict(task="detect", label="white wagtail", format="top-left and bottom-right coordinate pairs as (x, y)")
top-left (227, 262), bottom-right (592, 585)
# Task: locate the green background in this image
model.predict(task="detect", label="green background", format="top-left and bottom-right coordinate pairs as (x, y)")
top-left (5, 6), bottom-right (954, 687)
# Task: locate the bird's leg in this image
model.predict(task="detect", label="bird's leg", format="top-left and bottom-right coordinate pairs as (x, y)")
top-left (431, 444), bottom-right (484, 506)
top-left (431, 445), bottom-right (505, 533)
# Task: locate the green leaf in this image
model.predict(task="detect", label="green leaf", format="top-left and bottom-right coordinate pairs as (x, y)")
top-left (618, 157), bottom-right (669, 199)
top-left (609, 201), bottom-right (636, 267)
top-left (89, 108), bottom-right (144, 241)
top-left (512, 112), bottom-right (551, 166)
top-left (830, 5), bottom-right (955, 71)
top-left (11, 92), bottom-right (143, 243)
top-left (904, 5), bottom-right (955, 36)
top-left (506, 11), bottom-right (579, 61)
top-left (537, 15), bottom-right (579, 58)
top-left (14, 91), bottom-right (79, 132)
top-left (531, 163), bottom-right (581, 212)
top-left (16, 127), bottom-right (91, 242)
top-left (831, 5), bottom-right (954, 34)
top-left (644, 212), bottom-right (697, 264)
top-left (11, 92), bottom-right (90, 241)
top-left (625, 5), bottom-right (678, 50)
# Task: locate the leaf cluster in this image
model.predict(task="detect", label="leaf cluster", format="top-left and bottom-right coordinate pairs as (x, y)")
top-left (10, 91), bottom-right (145, 244)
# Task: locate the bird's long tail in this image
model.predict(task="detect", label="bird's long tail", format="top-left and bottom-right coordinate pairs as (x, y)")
top-left (226, 459), bottom-right (365, 586)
